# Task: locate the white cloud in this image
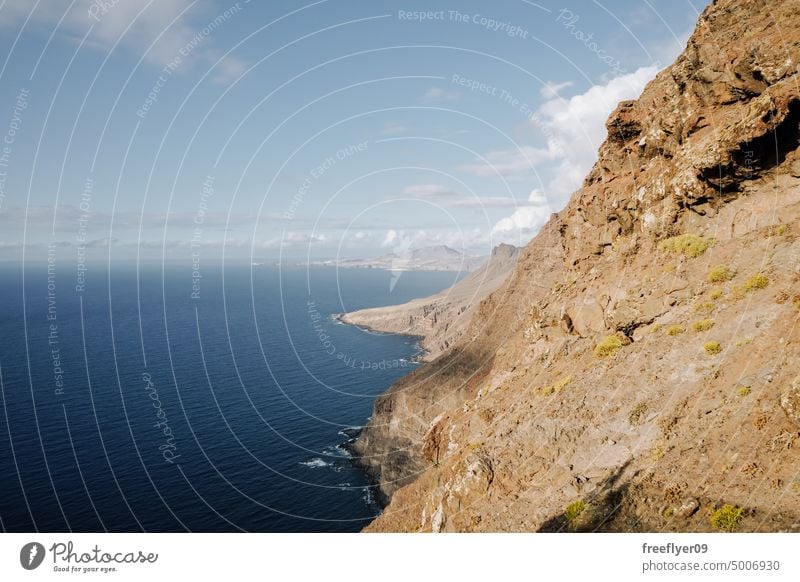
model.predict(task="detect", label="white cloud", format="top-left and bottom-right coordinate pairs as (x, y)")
top-left (381, 229), bottom-right (400, 248)
top-left (402, 184), bottom-right (458, 198)
top-left (377, 228), bottom-right (484, 253)
top-left (400, 184), bottom-right (532, 209)
top-left (283, 232), bottom-right (327, 246)
top-left (85, 237), bottom-right (118, 248)
top-left (536, 65), bottom-right (658, 198)
top-left (136, 232), bottom-right (327, 251)
top-left (457, 145), bottom-right (558, 178)
top-left (489, 65), bottom-right (659, 244)
top-left (0, 0), bottom-right (248, 76)
top-left (491, 189), bottom-right (551, 243)
top-left (208, 54), bottom-right (248, 85)
top-left (539, 80), bottom-right (573, 99)
top-left (445, 197), bottom-right (525, 209)
top-left (468, 67), bottom-right (658, 194)
top-left (423, 87), bottom-right (461, 102)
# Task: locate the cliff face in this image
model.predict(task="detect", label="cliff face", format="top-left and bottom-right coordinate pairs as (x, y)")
top-left (355, 0), bottom-right (800, 532)
top-left (340, 244), bottom-right (520, 362)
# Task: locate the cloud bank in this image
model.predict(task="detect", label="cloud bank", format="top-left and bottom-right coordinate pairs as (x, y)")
top-left (489, 65), bottom-right (660, 243)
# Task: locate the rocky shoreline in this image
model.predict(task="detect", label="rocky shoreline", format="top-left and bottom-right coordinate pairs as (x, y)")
top-left (333, 313), bottom-right (429, 363)
top-left (338, 426), bottom-right (393, 509)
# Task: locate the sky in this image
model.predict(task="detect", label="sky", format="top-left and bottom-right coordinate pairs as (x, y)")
top-left (0, 0), bottom-right (709, 263)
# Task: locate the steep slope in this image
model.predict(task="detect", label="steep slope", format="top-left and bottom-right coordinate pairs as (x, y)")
top-left (340, 244), bottom-right (520, 361)
top-left (354, 0), bottom-right (800, 532)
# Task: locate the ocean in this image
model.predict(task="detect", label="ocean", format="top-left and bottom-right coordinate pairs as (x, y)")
top-left (0, 263), bottom-right (460, 532)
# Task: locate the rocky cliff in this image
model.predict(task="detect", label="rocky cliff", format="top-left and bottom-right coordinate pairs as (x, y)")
top-left (340, 244), bottom-right (520, 362)
top-left (354, 0), bottom-right (800, 532)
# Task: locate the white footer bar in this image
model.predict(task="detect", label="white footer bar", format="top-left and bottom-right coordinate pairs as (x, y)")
top-left (1, 533), bottom-right (798, 581)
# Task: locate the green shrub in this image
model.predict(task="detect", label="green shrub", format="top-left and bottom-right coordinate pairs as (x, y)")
top-left (704, 341), bottom-right (722, 355)
top-left (659, 234), bottom-right (714, 258)
top-left (695, 301), bottom-right (715, 314)
top-left (707, 265), bottom-right (734, 283)
top-left (710, 504), bottom-right (743, 532)
top-left (667, 324), bottom-right (685, 336)
top-left (692, 319), bottom-right (715, 332)
top-left (537, 375), bottom-right (572, 396)
top-left (710, 289), bottom-right (724, 301)
top-left (552, 375), bottom-right (572, 392)
top-left (767, 224), bottom-right (788, 237)
top-left (736, 386), bottom-right (751, 397)
top-left (743, 274), bottom-right (769, 291)
top-left (594, 335), bottom-right (624, 358)
top-left (564, 500), bottom-right (586, 525)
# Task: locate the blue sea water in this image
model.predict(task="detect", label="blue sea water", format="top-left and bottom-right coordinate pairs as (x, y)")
top-left (0, 263), bottom-right (461, 532)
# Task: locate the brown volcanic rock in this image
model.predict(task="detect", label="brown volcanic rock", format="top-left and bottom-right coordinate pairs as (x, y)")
top-left (356, 0), bottom-right (800, 532)
top-left (781, 377), bottom-right (800, 428)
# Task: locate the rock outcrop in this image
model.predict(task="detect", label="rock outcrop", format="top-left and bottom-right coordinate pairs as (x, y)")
top-left (340, 244), bottom-right (520, 361)
top-left (355, 0), bottom-right (800, 532)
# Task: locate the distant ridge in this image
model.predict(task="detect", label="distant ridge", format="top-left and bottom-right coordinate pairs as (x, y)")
top-left (339, 244), bottom-right (520, 361)
top-left (308, 244), bottom-right (487, 272)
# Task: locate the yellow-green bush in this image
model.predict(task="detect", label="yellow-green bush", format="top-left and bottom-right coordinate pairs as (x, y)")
top-left (594, 335), bottom-right (624, 358)
top-left (537, 375), bottom-right (572, 396)
top-left (564, 500), bottom-right (586, 525)
top-left (659, 234), bottom-right (714, 258)
top-left (710, 504), bottom-right (743, 532)
top-left (552, 375), bottom-right (572, 391)
top-left (707, 265), bottom-right (734, 283)
top-left (704, 341), bottom-right (722, 355)
top-left (692, 319), bottom-right (715, 332)
top-left (736, 386), bottom-right (751, 397)
top-left (743, 273), bottom-right (769, 291)
top-left (710, 289), bottom-right (724, 301)
top-left (695, 301), bottom-right (715, 314)
top-left (667, 324), bottom-right (685, 336)
top-left (767, 224), bottom-right (788, 237)
top-left (732, 274), bottom-right (769, 300)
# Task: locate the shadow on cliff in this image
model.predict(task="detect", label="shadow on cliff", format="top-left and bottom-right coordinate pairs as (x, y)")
top-left (352, 343), bottom-right (497, 509)
top-left (537, 461), bottom-right (632, 533)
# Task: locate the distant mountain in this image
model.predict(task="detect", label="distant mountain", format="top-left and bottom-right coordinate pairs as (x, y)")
top-left (309, 245), bottom-right (487, 272)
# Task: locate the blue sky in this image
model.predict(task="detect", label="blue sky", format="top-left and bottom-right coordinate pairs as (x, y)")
top-left (0, 0), bottom-right (708, 262)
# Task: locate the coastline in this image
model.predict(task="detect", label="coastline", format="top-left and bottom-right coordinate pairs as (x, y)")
top-left (338, 425), bottom-right (391, 509)
top-left (333, 246), bottom-right (521, 519)
top-left (333, 312), bottom-right (430, 362)
top-left (334, 312), bottom-right (428, 511)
